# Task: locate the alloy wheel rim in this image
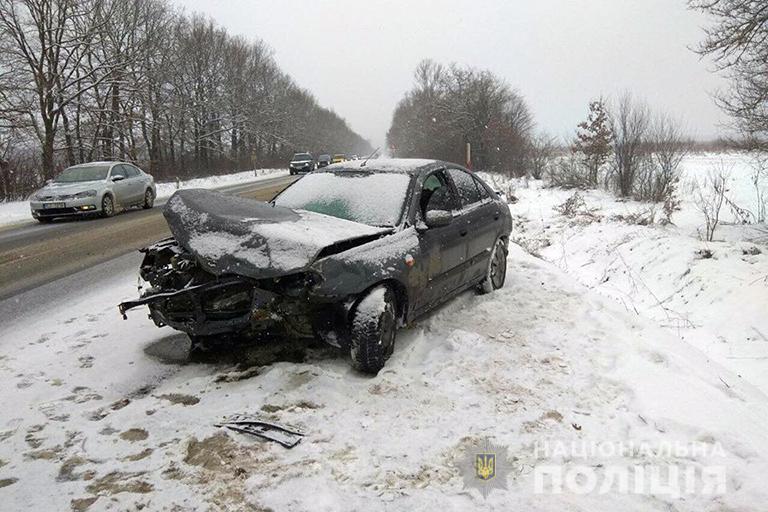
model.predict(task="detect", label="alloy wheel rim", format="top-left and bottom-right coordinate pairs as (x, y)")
top-left (104, 197), bottom-right (113, 215)
top-left (490, 243), bottom-right (505, 288)
top-left (379, 304), bottom-right (396, 349)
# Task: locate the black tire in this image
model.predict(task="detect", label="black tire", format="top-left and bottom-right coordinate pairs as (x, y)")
top-left (142, 188), bottom-right (154, 209)
top-left (478, 238), bottom-right (507, 294)
top-left (100, 194), bottom-right (115, 218)
top-left (36, 217), bottom-right (53, 223)
top-left (349, 285), bottom-right (397, 374)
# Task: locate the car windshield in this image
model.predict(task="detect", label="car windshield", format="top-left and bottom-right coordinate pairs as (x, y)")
top-left (292, 153), bottom-right (311, 161)
top-left (319, 155), bottom-right (330, 160)
top-left (53, 165), bottom-right (110, 183)
top-left (274, 171), bottom-right (411, 227)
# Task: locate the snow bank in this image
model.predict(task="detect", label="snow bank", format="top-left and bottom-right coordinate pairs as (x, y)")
top-left (492, 152), bottom-right (768, 396)
top-left (154, 168), bottom-right (288, 200)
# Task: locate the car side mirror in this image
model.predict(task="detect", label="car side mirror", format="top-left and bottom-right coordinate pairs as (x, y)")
top-left (424, 209), bottom-right (452, 228)
top-left (111, 175), bottom-right (125, 182)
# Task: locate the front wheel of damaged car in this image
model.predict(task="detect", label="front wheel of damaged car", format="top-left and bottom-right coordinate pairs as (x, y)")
top-left (349, 285), bottom-right (397, 374)
top-left (478, 238), bottom-right (507, 294)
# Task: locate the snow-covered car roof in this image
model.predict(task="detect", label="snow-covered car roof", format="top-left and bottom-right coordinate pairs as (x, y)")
top-left (324, 158), bottom-right (447, 175)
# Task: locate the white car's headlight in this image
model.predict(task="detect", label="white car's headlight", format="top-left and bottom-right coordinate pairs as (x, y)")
top-left (73, 189), bottom-right (97, 199)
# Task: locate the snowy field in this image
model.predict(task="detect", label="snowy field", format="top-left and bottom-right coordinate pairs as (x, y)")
top-left (0, 153), bottom-right (767, 510)
top-left (0, 168), bottom-right (287, 228)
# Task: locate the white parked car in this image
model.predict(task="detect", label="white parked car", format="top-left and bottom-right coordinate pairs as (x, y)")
top-left (29, 161), bottom-right (156, 222)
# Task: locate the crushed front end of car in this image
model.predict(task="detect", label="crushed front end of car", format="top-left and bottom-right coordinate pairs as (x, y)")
top-left (119, 237), bottom-right (330, 339)
top-left (118, 188), bottom-right (393, 344)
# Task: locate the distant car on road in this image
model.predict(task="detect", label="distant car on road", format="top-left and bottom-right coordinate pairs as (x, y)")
top-left (317, 154), bottom-right (332, 168)
top-left (30, 161), bottom-right (155, 222)
top-left (332, 154), bottom-right (347, 164)
top-left (289, 153), bottom-right (315, 175)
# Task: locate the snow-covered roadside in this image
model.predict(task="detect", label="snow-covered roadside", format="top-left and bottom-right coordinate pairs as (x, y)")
top-left (1, 244), bottom-right (767, 510)
top-left (153, 168), bottom-right (288, 200)
top-left (0, 168), bottom-right (287, 228)
top-left (488, 152), bottom-right (768, 396)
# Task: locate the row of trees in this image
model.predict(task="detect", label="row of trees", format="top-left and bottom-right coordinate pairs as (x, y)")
top-left (386, 59), bottom-right (534, 175)
top-left (0, 0), bottom-right (371, 200)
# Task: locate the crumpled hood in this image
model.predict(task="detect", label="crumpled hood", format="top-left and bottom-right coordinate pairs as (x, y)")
top-left (164, 189), bottom-right (391, 279)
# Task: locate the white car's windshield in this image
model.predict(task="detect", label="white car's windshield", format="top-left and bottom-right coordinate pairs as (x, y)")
top-left (54, 165), bottom-right (110, 183)
top-left (274, 171), bottom-right (411, 227)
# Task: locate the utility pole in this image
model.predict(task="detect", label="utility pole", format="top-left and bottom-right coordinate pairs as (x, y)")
top-left (465, 142), bottom-right (472, 170)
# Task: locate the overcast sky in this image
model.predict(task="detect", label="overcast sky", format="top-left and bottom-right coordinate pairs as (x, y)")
top-left (177, 0), bottom-right (728, 148)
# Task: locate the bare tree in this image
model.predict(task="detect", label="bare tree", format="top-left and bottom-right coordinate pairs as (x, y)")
top-left (689, 0), bottom-right (768, 143)
top-left (635, 114), bottom-right (690, 202)
top-left (0, 0), bottom-right (372, 200)
top-left (609, 93), bottom-right (651, 197)
top-left (527, 132), bottom-right (558, 180)
top-left (0, 0), bottom-right (117, 178)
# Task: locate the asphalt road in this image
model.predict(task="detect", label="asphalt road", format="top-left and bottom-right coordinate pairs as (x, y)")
top-left (0, 175), bottom-right (296, 301)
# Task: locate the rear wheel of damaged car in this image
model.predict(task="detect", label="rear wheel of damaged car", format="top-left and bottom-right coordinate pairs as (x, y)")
top-left (349, 284), bottom-right (397, 374)
top-left (100, 194), bottom-right (115, 218)
top-left (478, 237), bottom-right (507, 294)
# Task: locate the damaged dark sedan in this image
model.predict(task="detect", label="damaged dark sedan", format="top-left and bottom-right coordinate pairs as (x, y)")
top-left (119, 159), bottom-right (512, 373)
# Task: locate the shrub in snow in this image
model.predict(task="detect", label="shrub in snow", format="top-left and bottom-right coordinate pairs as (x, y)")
top-left (742, 246), bottom-right (762, 256)
top-left (547, 153), bottom-right (591, 189)
top-left (693, 164), bottom-right (729, 242)
top-left (554, 192), bottom-right (600, 221)
top-left (610, 206), bottom-right (657, 226)
top-left (748, 154), bottom-right (768, 223)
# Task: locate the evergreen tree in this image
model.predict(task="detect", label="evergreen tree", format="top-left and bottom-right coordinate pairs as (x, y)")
top-left (573, 100), bottom-right (612, 187)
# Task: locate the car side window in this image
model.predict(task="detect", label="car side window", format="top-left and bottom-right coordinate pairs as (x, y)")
top-left (473, 176), bottom-right (490, 199)
top-left (447, 168), bottom-right (482, 208)
top-left (124, 165), bottom-right (139, 178)
top-left (110, 165), bottom-right (126, 179)
top-left (420, 171), bottom-right (456, 216)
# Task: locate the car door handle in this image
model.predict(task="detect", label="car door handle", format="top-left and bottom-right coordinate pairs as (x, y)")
top-left (460, 229), bottom-right (468, 237)
top-left (494, 211), bottom-right (500, 221)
